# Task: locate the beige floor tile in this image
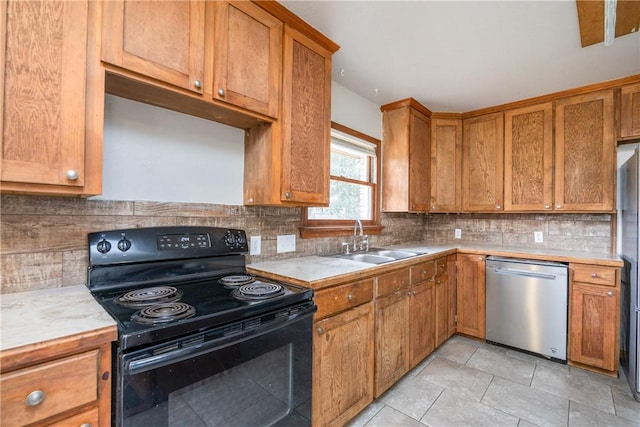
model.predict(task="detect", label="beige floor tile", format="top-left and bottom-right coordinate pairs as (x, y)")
top-left (345, 400), bottom-right (386, 427)
top-left (505, 349), bottom-right (571, 373)
top-left (363, 405), bottom-right (425, 427)
top-left (421, 389), bottom-right (519, 427)
top-left (467, 347), bottom-right (536, 385)
top-left (569, 401), bottom-right (640, 427)
top-left (531, 364), bottom-right (615, 414)
top-left (416, 356), bottom-right (493, 401)
top-left (379, 374), bottom-right (444, 420)
top-left (517, 420), bottom-right (540, 427)
top-left (612, 385), bottom-right (640, 424)
top-left (482, 376), bottom-right (570, 427)
top-left (433, 339), bottom-right (479, 365)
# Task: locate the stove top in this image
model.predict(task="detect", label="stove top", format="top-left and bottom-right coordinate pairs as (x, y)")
top-left (86, 226), bottom-right (314, 351)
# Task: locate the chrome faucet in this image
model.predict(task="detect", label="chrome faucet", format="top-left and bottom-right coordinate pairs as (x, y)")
top-left (353, 219), bottom-right (368, 252)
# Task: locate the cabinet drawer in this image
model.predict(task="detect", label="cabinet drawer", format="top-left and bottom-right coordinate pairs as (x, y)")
top-left (377, 269), bottom-right (410, 297)
top-left (44, 405), bottom-right (99, 427)
top-left (1, 350), bottom-right (99, 426)
top-left (572, 265), bottom-right (617, 286)
top-left (435, 257), bottom-right (448, 277)
top-left (410, 261), bottom-right (435, 284)
top-left (315, 278), bottom-right (374, 320)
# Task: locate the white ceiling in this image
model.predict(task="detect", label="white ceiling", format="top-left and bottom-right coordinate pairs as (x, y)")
top-left (281, 0), bottom-right (640, 112)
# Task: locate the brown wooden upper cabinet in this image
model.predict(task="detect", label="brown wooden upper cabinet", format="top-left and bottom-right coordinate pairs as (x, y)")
top-left (1, 0), bottom-right (104, 196)
top-left (504, 103), bottom-right (554, 211)
top-left (554, 90), bottom-right (615, 212)
top-left (102, 0), bottom-right (207, 94)
top-left (213, 1), bottom-right (282, 118)
top-left (381, 99), bottom-right (431, 213)
top-left (430, 117), bottom-right (462, 212)
top-left (620, 82), bottom-right (640, 140)
top-left (462, 112), bottom-right (504, 212)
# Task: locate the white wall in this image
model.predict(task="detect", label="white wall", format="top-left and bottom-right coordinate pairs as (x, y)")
top-left (96, 83), bottom-right (381, 204)
top-left (617, 143), bottom-right (639, 253)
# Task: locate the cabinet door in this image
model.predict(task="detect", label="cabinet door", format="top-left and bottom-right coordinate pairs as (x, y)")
top-left (456, 254), bottom-right (486, 339)
top-left (1, 0), bottom-right (96, 191)
top-left (375, 291), bottom-right (410, 397)
top-left (213, 1), bottom-right (282, 118)
top-left (430, 118), bottom-right (462, 212)
top-left (554, 90), bottom-right (614, 211)
top-left (569, 282), bottom-right (618, 371)
top-left (620, 82), bottom-right (640, 140)
top-left (313, 303), bottom-right (374, 427)
top-left (409, 110), bottom-right (431, 212)
top-left (435, 274), bottom-right (449, 347)
top-left (280, 25), bottom-right (332, 205)
top-left (447, 254), bottom-right (457, 339)
top-left (102, 0), bottom-right (205, 93)
top-left (462, 113), bottom-right (504, 212)
top-left (409, 280), bottom-right (435, 368)
top-left (504, 103), bottom-right (553, 211)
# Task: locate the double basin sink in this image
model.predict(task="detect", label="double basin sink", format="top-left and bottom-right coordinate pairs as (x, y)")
top-left (327, 248), bottom-right (426, 265)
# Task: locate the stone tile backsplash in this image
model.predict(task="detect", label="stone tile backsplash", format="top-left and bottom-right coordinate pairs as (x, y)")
top-left (0, 195), bottom-right (613, 293)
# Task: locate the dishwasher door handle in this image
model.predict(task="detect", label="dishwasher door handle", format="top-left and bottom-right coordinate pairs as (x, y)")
top-left (493, 268), bottom-right (559, 280)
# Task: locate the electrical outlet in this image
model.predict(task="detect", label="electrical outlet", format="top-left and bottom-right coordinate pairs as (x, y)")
top-left (454, 229), bottom-right (462, 239)
top-left (277, 234), bottom-right (296, 253)
top-left (250, 236), bottom-right (261, 255)
top-left (534, 231), bottom-right (544, 243)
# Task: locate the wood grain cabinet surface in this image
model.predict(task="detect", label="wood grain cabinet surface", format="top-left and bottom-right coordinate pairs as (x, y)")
top-left (462, 113), bottom-right (504, 212)
top-left (456, 253), bottom-right (486, 339)
top-left (0, 329), bottom-right (114, 427)
top-left (313, 296), bottom-right (374, 427)
top-left (1, 0), bottom-right (103, 196)
top-left (409, 261), bottom-right (436, 368)
top-left (569, 263), bottom-right (619, 373)
top-left (554, 90), bottom-right (615, 212)
top-left (380, 99), bottom-right (432, 213)
top-left (430, 117), bottom-right (462, 212)
top-left (504, 103), bottom-right (554, 211)
top-left (620, 82), bottom-right (640, 140)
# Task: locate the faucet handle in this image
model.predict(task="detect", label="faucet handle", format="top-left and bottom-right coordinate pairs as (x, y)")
top-left (360, 235), bottom-right (369, 251)
top-left (341, 242), bottom-right (351, 254)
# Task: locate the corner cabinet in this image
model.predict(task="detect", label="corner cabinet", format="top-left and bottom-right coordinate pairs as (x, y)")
top-left (313, 278), bottom-right (374, 427)
top-left (620, 82), bottom-right (640, 141)
top-left (430, 117), bottom-right (462, 212)
top-left (569, 264), bottom-right (619, 373)
top-left (380, 98), bottom-right (432, 213)
top-left (554, 90), bottom-right (615, 212)
top-left (1, 0), bottom-right (103, 196)
top-left (456, 253), bottom-right (486, 339)
top-left (462, 113), bottom-right (504, 212)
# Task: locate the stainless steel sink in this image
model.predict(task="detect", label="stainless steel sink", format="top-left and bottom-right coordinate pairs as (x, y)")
top-left (326, 248), bottom-right (421, 264)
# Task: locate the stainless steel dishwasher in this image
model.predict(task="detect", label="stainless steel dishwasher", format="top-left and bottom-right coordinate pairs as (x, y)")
top-left (485, 256), bottom-right (568, 361)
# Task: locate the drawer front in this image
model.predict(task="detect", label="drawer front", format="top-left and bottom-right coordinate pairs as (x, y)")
top-left (572, 265), bottom-right (617, 286)
top-left (435, 257), bottom-right (448, 277)
top-left (45, 405), bottom-right (99, 427)
top-left (315, 278), bottom-right (374, 320)
top-left (1, 350), bottom-right (99, 426)
top-left (410, 261), bottom-right (435, 285)
top-left (377, 269), bottom-right (410, 297)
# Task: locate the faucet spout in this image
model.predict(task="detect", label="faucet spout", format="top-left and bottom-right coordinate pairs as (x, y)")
top-left (353, 219), bottom-right (363, 251)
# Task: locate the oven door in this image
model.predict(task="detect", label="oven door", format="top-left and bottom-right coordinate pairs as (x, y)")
top-left (116, 304), bottom-right (315, 427)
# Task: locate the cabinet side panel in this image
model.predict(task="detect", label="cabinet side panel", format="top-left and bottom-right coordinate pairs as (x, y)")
top-left (381, 108), bottom-right (410, 212)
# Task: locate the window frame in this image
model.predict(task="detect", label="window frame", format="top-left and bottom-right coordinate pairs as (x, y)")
top-left (300, 121), bottom-right (383, 238)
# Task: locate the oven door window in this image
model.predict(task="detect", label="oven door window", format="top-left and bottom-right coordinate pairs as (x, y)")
top-left (118, 310), bottom-right (314, 427)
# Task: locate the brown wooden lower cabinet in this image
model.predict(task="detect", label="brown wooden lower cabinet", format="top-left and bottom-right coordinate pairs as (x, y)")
top-left (313, 282), bottom-right (374, 427)
top-left (456, 253), bottom-right (486, 339)
top-left (409, 276), bottom-right (436, 368)
top-left (568, 264), bottom-right (619, 373)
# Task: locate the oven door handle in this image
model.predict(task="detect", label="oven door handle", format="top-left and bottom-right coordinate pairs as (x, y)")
top-left (124, 306), bottom-right (316, 375)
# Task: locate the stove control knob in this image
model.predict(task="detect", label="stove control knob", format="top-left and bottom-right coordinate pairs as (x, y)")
top-left (117, 237), bottom-right (132, 252)
top-left (235, 232), bottom-right (247, 246)
top-left (96, 239), bottom-right (111, 254)
top-left (224, 231), bottom-right (236, 248)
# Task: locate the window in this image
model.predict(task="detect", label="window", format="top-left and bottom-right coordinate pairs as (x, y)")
top-left (300, 122), bottom-right (382, 238)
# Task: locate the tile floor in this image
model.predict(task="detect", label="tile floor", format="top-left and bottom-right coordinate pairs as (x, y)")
top-left (347, 336), bottom-right (640, 427)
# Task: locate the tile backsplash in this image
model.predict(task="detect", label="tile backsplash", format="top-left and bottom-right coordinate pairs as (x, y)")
top-left (1, 195), bottom-right (613, 294)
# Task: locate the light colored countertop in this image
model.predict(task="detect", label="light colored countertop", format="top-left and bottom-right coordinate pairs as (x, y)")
top-left (1, 285), bottom-right (117, 352)
top-left (247, 242), bottom-right (622, 289)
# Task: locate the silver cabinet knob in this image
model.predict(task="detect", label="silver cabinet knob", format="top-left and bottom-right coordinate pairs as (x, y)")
top-left (544, 204), bottom-right (551, 209)
top-left (193, 79), bottom-right (202, 89)
top-left (496, 205), bottom-right (501, 209)
top-left (347, 294), bottom-right (353, 301)
top-left (317, 327), bottom-right (324, 335)
top-left (65, 169), bottom-right (79, 181)
top-left (556, 204), bottom-right (563, 209)
top-left (284, 192), bottom-right (291, 199)
top-left (607, 291), bottom-right (614, 297)
top-left (80, 424), bottom-right (92, 427)
top-left (218, 88), bottom-right (225, 97)
top-left (25, 390), bottom-right (45, 407)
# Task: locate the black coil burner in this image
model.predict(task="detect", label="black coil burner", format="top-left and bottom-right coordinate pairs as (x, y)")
top-left (131, 302), bottom-right (196, 325)
top-left (117, 286), bottom-right (182, 308)
top-left (231, 282), bottom-right (285, 301)
top-left (218, 275), bottom-right (256, 289)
